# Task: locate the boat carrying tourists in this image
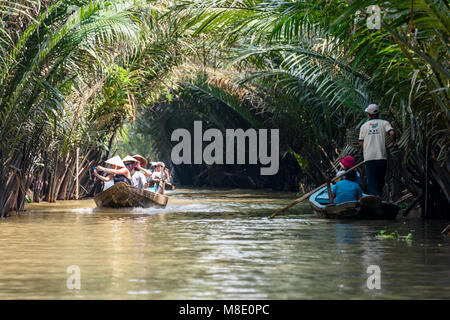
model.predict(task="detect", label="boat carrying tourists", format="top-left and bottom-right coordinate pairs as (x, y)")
top-left (93, 155), bottom-right (169, 209)
top-left (94, 153), bottom-right (172, 193)
top-left (359, 104), bottom-right (396, 197)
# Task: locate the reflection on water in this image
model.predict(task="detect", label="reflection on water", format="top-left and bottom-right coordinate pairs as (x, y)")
top-left (0, 188), bottom-right (448, 299)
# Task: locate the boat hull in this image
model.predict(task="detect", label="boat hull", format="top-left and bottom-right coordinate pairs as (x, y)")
top-left (94, 182), bottom-right (168, 208)
top-left (309, 187), bottom-right (400, 220)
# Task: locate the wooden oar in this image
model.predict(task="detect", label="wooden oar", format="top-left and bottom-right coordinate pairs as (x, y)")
top-left (268, 161), bottom-right (365, 219)
top-left (160, 164), bottom-right (166, 194)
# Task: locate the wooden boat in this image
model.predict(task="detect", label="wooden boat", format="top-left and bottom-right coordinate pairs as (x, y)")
top-left (94, 182), bottom-right (168, 208)
top-left (309, 186), bottom-right (400, 220)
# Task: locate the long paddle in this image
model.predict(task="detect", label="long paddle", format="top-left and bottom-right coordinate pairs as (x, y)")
top-left (161, 164), bottom-right (166, 194)
top-left (268, 161), bottom-right (365, 219)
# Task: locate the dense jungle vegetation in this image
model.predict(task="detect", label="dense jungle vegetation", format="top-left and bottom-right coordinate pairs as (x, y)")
top-left (0, 0), bottom-right (448, 218)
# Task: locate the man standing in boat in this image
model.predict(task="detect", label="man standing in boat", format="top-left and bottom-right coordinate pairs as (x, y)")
top-left (359, 104), bottom-right (397, 197)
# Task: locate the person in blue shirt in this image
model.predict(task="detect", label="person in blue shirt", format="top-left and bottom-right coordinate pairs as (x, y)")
top-left (330, 170), bottom-right (362, 204)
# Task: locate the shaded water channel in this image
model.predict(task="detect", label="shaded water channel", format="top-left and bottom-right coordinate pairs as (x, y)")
top-left (0, 188), bottom-right (449, 299)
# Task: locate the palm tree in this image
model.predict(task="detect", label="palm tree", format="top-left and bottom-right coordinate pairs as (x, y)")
top-left (0, 0), bottom-right (141, 215)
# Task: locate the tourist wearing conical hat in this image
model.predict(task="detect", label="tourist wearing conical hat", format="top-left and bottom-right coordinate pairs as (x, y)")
top-left (121, 155), bottom-right (138, 163)
top-left (93, 156), bottom-right (119, 190)
top-left (123, 155), bottom-right (147, 189)
top-left (95, 155), bottom-right (133, 185)
top-left (106, 155), bottom-right (126, 168)
top-left (132, 154), bottom-right (147, 167)
top-left (133, 154), bottom-right (152, 178)
top-left (93, 155), bottom-right (124, 183)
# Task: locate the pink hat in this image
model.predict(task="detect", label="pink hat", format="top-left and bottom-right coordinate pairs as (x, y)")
top-left (340, 155), bottom-right (355, 169)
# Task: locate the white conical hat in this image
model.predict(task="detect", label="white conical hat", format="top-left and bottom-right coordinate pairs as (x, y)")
top-left (105, 155), bottom-right (125, 168)
top-left (122, 155), bottom-right (138, 163)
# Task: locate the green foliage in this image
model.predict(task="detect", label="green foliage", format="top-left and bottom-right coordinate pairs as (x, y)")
top-left (113, 121), bottom-right (155, 161)
top-left (291, 150), bottom-right (307, 170)
top-left (89, 65), bottom-right (137, 135)
top-left (375, 230), bottom-right (413, 242)
top-left (0, 0), bottom-right (448, 215)
top-left (0, 0), bottom-right (155, 213)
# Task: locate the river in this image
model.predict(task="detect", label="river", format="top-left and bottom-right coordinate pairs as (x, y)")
top-left (0, 188), bottom-right (448, 299)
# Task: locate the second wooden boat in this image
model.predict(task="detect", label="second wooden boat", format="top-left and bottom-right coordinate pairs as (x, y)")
top-left (309, 186), bottom-right (400, 220)
top-left (94, 182), bottom-right (168, 208)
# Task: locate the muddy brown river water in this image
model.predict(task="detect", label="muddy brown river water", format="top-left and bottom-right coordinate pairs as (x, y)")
top-left (0, 188), bottom-right (448, 299)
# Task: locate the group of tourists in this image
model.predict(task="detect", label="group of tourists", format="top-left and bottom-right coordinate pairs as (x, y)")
top-left (93, 154), bottom-right (170, 194)
top-left (329, 103), bottom-right (396, 204)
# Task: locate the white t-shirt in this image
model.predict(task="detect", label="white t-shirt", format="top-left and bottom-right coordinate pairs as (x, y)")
top-left (359, 119), bottom-right (393, 161)
top-left (151, 171), bottom-right (162, 180)
top-left (131, 171), bottom-right (147, 189)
